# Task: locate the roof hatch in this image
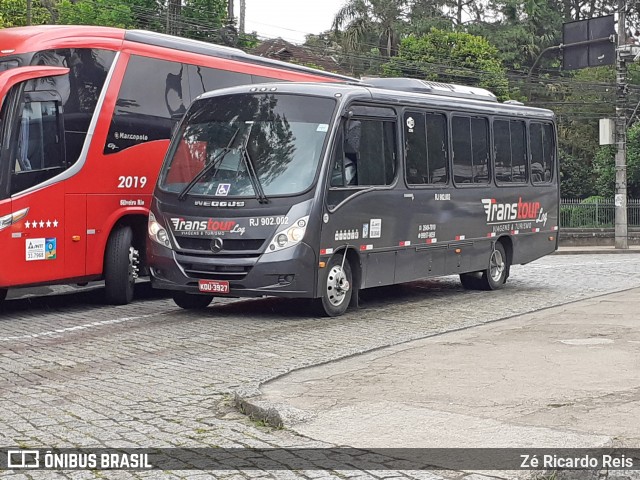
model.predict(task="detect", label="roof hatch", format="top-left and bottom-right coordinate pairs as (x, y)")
top-left (362, 77), bottom-right (498, 102)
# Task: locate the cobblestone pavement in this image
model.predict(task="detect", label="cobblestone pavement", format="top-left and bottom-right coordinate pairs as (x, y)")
top-left (1, 255), bottom-right (640, 479)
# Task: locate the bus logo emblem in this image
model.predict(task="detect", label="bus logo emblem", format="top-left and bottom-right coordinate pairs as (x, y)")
top-left (215, 184), bottom-right (231, 196)
top-left (211, 237), bottom-right (224, 253)
top-left (406, 117), bottom-right (415, 131)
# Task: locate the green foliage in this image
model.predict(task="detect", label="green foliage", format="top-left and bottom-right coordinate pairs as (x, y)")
top-left (593, 123), bottom-right (640, 199)
top-left (559, 149), bottom-right (595, 199)
top-left (560, 196), bottom-right (614, 228)
top-left (332, 0), bottom-right (408, 59)
top-left (181, 0), bottom-right (226, 42)
top-left (627, 124), bottom-right (640, 198)
top-left (57, 0), bottom-right (134, 28)
top-left (128, 0), bottom-right (163, 31)
top-left (381, 29), bottom-right (511, 100)
top-left (593, 145), bottom-right (616, 198)
top-left (0, 0), bottom-right (50, 27)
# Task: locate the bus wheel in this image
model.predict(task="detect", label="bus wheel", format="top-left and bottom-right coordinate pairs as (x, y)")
top-left (320, 254), bottom-right (353, 317)
top-left (0, 288), bottom-right (7, 303)
top-left (173, 292), bottom-right (213, 310)
top-left (480, 242), bottom-right (508, 290)
top-left (459, 272), bottom-right (482, 290)
top-left (104, 225), bottom-right (139, 305)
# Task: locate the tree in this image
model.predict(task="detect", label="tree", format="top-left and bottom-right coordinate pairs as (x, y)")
top-left (332, 0), bottom-right (408, 58)
top-left (0, 0), bottom-right (50, 27)
top-left (466, 0), bottom-right (564, 72)
top-left (593, 123), bottom-right (640, 198)
top-left (407, 0), bottom-right (452, 35)
top-left (127, 0), bottom-right (164, 31)
top-left (57, 0), bottom-right (134, 28)
top-left (381, 29), bottom-right (512, 99)
top-left (180, 0), bottom-right (226, 41)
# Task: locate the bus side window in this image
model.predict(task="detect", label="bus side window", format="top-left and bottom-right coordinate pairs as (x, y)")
top-left (405, 111), bottom-right (448, 185)
top-left (530, 122), bottom-right (555, 184)
top-left (494, 119), bottom-right (527, 184)
top-left (329, 121), bottom-right (359, 188)
top-left (11, 99), bottom-right (66, 195)
top-left (105, 56), bottom-right (191, 154)
top-left (329, 117), bottom-right (396, 190)
top-left (189, 65), bottom-right (251, 98)
top-left (355, 118), bottom-right (396, 186)
top-left (330, 125), bottom-right (346, 187)
top-left (452, 115), bottom-right (489, 184)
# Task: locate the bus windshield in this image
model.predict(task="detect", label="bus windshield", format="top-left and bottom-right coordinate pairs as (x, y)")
top-left (159, 93), bottom-right (336, 198)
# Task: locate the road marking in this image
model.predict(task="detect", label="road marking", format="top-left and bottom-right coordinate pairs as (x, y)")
top-left (0, 313), bottom-right (157, 342)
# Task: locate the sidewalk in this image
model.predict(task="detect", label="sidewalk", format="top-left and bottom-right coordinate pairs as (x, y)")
top-left (556, 245), bottom-right (640, 254)
top-left (240, 288), bottom-right (640, 451)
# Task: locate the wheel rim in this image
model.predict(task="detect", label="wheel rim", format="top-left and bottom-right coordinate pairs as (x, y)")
top-left (489, 249), bottom-right (505, 282)
top-left (128, 247), bottom-right (140, 283)
top-left (326, 264), bottom-right (350, 307)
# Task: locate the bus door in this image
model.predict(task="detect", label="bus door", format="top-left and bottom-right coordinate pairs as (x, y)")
top-left (0, 66), bottom-right (71, 287)
top-left (323, 107), bottom-right (401, 289)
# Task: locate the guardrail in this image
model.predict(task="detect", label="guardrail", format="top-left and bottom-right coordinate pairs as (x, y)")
top-left (560, 198), bottom-right (640, 228)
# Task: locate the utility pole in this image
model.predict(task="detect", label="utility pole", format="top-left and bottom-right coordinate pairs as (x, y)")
top-left (615, 0), bottom-right (629, 249)
top-left (240, 0), bottom-right (245, 34)
top-left (26, 0), bottom-right (31, 25)
top-left (228, 0), bottom-right (234, 20)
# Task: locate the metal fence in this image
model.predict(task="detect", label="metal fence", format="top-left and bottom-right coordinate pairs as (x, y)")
top-left (560, 198), bottom-right (640, 228)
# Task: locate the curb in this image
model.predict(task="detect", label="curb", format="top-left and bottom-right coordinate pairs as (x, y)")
top-left (555, 249), bottom-right (640, 255)
top-left (233, 392), bottom-right (285, 429)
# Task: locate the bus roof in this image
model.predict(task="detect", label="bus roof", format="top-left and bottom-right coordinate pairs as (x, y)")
top-left (0, 25), bottom-right (356, 83)
top-left (197, 81), bottom-right (556, 119)
top-left (0, 25), bottom-right (125, 54)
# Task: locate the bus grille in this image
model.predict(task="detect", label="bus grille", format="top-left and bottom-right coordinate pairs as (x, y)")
top-left (177, 261), bottom-right (253, 280)
top-left (175, 237), bottom-right (265, 252)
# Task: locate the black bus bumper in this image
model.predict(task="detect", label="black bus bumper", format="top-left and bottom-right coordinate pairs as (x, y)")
top-left (148, 242), bottom-right (317, 299)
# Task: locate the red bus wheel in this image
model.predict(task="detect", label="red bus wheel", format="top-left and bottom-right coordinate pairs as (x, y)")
top-left (104, 225), bottom-right (138, 305)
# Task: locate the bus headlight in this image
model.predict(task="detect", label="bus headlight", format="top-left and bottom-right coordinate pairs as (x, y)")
top-left (267, 216), bottom-right (309, 253)
top-left (148, 211), bottom-right (172, 249)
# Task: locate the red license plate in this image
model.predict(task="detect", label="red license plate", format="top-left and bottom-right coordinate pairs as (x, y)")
top-left (198, 280), bottom-right (229, 294)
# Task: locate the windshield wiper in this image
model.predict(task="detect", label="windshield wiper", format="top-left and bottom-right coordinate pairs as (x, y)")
top-left (239, 130), bottom-right (268, 204)
top-left (177, 128), bottom-right (240, 201)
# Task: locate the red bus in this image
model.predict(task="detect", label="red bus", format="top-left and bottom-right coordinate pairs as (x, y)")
top-left (0, 25), bottom-right (353, 304)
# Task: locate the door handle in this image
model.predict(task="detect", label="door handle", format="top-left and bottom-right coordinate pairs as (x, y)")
top-left (404, 193), bottom-right (414, 200)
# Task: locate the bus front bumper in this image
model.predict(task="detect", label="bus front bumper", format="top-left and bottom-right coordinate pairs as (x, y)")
top-left (148, 241), bottom-right (317, 299)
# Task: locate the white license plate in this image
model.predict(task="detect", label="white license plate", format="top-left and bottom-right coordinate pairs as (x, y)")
top-left (198, 280), bottom-right (229, 294)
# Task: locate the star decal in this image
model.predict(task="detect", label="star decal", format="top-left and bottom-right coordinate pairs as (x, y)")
top-left (23, 219), bottom-right (60, 229)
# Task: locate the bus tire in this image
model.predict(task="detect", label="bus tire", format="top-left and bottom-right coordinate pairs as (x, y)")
top-left (104, 225), bottom-right (139, 305)
top-left (459, 272), bottom-right (482, 290)
top-left (173, 291), bottom-right (213, 310)
top-left (479, 242), bottom-right (508, 290)
top-left (320, 253), bottom-right (353, 317)
top-left (0, 288), bottom-right (7, 303)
